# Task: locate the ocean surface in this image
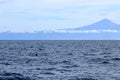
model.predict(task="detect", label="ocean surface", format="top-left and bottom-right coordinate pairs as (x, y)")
top-left (0, 40), bottom-right (120, 80)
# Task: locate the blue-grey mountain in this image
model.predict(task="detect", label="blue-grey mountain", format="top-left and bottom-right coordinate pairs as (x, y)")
top-left (66, 19), bottom-right (120, 30)
top-left (0, 19), bottom-right (120, 40)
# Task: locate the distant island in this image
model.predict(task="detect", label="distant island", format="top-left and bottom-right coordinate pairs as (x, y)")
top-left (0, 19), bottom-right (120, 40)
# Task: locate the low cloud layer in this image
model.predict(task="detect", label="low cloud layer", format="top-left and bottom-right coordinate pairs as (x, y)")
top-left (53, 30), bottom-right (119, 33)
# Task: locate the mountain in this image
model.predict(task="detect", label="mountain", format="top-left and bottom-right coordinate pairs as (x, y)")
top-left (0, 19), bottom-right (120, 40)
top-left (66, 19), bottom-right (120, 30)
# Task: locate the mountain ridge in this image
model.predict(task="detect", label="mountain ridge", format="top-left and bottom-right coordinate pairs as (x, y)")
top-left (65, 19), bottom-right (120, 30)
top-left (0, 18), bottom-right (120, 40)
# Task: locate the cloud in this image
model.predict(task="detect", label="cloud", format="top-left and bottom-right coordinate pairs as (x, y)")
top-left (2, 0), bottom-right (120, 10)
top-left (0, 0), bottom-right (6, 2)
top-left (36, 0), bottom-right (120, 9)
top-left (54, 29), bottom-right (119, 33)
top-left (0, 0), bottom-right (12, 4)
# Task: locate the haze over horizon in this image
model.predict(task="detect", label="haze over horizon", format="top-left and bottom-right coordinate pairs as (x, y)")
top-left (0, 0), bottom-right (120, 32)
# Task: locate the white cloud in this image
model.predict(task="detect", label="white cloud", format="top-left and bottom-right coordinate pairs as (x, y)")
top-left (2, 0), bottom-right (120, 10)
top-left (32, 0), bottom-right (120, 7)
top-left (33, 0), bottom-right (120, 9)
top-left (54, 29), bottom-right (119, 33)
top-left (0, 0), bottom-right (12, 4)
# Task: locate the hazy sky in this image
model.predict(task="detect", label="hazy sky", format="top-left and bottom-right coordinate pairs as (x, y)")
top-left (0, 0), bottom-right (120, 32)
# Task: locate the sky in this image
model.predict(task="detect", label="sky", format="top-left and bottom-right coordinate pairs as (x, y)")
top-left (0, 0), bottom-right (120, 32)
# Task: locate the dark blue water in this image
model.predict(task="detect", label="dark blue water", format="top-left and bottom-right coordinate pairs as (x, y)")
top-left (0, 40), bottom-right (120, 80)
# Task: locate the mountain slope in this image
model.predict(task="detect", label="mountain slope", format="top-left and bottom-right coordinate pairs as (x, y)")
top-left (66, 19), bottom-right (120, 30)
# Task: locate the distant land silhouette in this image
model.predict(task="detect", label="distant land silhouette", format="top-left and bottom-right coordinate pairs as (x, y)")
top-left (65, 19), bottom-right (120, 30)
top-left (0, 19), bottom-right (120, 40)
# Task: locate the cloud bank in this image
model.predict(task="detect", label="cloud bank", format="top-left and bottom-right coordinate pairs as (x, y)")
top-left (53, 30), bottom-right (119, 33)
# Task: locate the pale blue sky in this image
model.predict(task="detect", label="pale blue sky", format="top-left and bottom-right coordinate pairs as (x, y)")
top-left (0, 0), bottom-right (120, 32)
